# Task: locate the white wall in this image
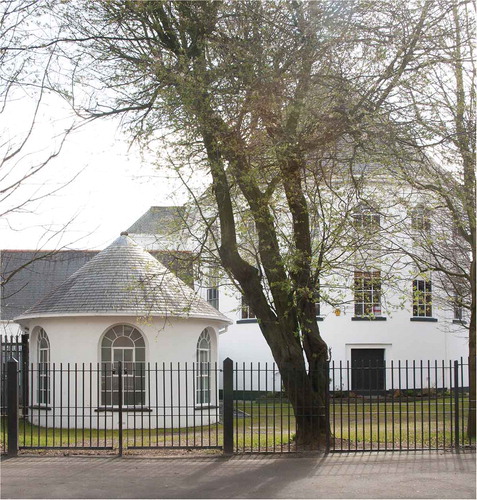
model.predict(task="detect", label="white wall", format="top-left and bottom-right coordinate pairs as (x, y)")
top-left (20, 315), bottom-right (224, 429)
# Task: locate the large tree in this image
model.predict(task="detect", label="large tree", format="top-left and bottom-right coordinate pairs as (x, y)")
top-left (49, 0), bottom-right (457, 447)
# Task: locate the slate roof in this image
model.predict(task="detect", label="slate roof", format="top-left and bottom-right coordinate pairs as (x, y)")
top-left (127, 206), bottom-right (185, 235)
top-left (15, 234), bottom-right (230, 324)
top-left (1, 250), bottom-right (98, 321)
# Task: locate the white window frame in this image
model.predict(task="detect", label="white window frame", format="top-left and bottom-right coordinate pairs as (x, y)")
top-left (101, 325), bottom-right (146, 407)
top-left (412, 278), bottom-right (433, 318)
top-left (207, 287), bottom-right (219, 310)
top-left (354, 271), bottom-right (382, 317)
top-left (37, 328), bottom-right (50, 405)
top-left (196, 329), bottom-right (212, 406)
top-left (241, 295), bottom-right (256, 319)
top-left (352, 205), bottom-right (381, 231)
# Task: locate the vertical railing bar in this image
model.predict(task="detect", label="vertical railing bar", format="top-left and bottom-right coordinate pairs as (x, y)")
top-left (434, 360), bottom-right (438, 450)
top-left (460, 358), bottom-right (465, 448)
top-left (265, 362), bottom-right (268, 452)
top-left (162, 363), bottom-right (166, 447)
top-left (155, 362), bottom-right (159, 448)
top-left (454, 360), bottom-right (460, 452)
top-left (118, 361), bottom-right (123, 457)
top-left (192, 363), bottom-right (195, 447)
top-left (206, 360), bottom-right (212, 446)
top-left (376, 360), bottom-right (380, 452)
top-left (449, 360), bottom-right (453, 448)
top-left (257, 362), bottom-right (261, 453)
top-left (441, 360), bottom-right (445, 449)
top-left (59, 363), bottom-right (63, 448)
top-left (427, 360), bottom-right (431, 451)
top-left (338, 361), bottom-right (342, 451)
top-left (82, 363), bottom-right (85, 447)
top-left (169, 362), bottom-right (174, 448)
top-left (272, 363), bottom-right (276, 453)
top-left (398, 360), bottom-right (402, 451)
top-left (369, 359), bottom-right (373, 451)
top-left (405, 360), bottom-right (409, 450)
top-left (420, 360), bottom-right (424, 450)
top-left (74, 363), bottom-right (78, 448)
top-left (390, 360), bottom-right (394, 450)
top-left (185, 362), bottom-right (188, 449)
top-left (242, 363), bottom-right (246, 453)
top-left (412, 359), bottom-right (417, 450)
top-left (177, 362), bottom-right (181, 447)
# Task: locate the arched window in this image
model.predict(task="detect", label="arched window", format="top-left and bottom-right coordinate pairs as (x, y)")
top-left (37, 328), bottom-right (50, 405)
top-left (101, 325), bottom-right (145, 406)
top-left (196, 329), bottom-right (211, 405)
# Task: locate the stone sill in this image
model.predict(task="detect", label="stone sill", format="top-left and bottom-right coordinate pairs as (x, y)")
top-left (410, 317), bottom-right (438, 322)
top-left (351, 316), bottom-right (387, 321)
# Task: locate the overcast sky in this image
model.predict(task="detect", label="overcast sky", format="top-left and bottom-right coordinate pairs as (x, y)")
top-left (1, 92), bottom-right (186, 252)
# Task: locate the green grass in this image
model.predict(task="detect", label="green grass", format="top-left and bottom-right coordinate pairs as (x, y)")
top-left (1, 396), bottom-right (472, 453)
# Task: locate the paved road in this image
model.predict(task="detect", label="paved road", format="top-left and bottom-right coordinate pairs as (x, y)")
top-left (1, 451), bottom-right (475, 499)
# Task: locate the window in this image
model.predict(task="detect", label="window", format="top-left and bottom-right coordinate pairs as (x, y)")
top-left (101, 325), bottom-right (146, 406)
top-left (207, 287), bottom-right (219, 310)
top-left (196, 329), bottom-right (211, 405)
top-left (412, 278), bottom-right (432, 317)
top-left (352, 204), bottom-right (380, 231)
top-left (354, 271), bottom-right (382, 317)
top-left (37, 328), bottom-right (50, 405)
top-left (411, 206), bottom-right (431, 231)
top-left (454, 295), bottom-right (464, 322)
top-left (241, 295), bottom-right (256, 319)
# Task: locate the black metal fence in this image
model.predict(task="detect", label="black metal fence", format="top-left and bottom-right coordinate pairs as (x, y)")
top-left (1, 356), bottom-right (474, 456)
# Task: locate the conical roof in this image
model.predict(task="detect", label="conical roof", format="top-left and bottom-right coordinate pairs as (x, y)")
top-left (15, 233), bottom-right (231, 324)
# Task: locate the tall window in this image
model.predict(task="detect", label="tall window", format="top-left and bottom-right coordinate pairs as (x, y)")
top-left (411, 206), bottom-right (431, 231)
top-left (454, 294), bottom-right (464, 322)
top-left (207, 287), bottom-right (219, 310)
top-left (196, 329), bottom-right (211, 405)
top-left (241, 295), bottom-right (256, 319)
top-left (352, 204), bottom-right (380, 231)
top-left (354, 271), bottom-right (382, 317)
top-left (101, 325), bottom-right (146, 406)
top-left (412, 278), bottom-right (432, 317)
top-left (37, 328), bottom-right (50, 405)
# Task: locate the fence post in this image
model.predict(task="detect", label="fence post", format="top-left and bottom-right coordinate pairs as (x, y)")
top-left (118, 361), bottom-right (123, 457)
top-left (21, 333), bottom-right (29, 417)
top-left (454, 360), bottom-right (460, 452)
top-left (7, 358), bottom-right (19, 457)
top-left (223, 357), bottom-right (234, 455)
top-left (325, 361), bottom-right (331, 454)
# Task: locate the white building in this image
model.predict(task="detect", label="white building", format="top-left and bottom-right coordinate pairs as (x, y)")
top-left (13, 233), bottom-right (230, 429)
top-left (127, 201), bottom-right (470, 393)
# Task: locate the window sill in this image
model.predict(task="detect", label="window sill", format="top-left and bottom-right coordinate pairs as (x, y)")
top-left (410, 317), bottom-right (438, 322)
top-left (236, 319), bottom-right (258, 324)
top-left (194, 405), bottom-right (219, 411)
top-left (351, 316), bottom-right (387, 321)
top-left (95, 407), bottom-right (152, 413)
top-left (29, 405), bottom-right (52, 411)
top-left (453, 319), bottom-right (467, 326)
top-left (316, 316), bottom-right (324, 321)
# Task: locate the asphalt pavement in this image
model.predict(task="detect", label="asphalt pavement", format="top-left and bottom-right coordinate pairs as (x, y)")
top-left (1, 451), bottom-right (475, 499)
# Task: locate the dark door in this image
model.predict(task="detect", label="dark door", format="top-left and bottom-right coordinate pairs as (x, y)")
top-left (351, 348), bottom-right (385, 394)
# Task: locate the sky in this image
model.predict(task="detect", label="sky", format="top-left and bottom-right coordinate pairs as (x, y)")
top-left (0, 92), bottom-right (186, 251)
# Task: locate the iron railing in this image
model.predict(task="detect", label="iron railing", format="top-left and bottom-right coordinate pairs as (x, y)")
top-left (1, 358), bottom-right (474, 455)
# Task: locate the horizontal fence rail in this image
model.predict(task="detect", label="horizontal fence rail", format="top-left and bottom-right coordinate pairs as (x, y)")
top-left (0, 357), bottom-right (474, 455)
